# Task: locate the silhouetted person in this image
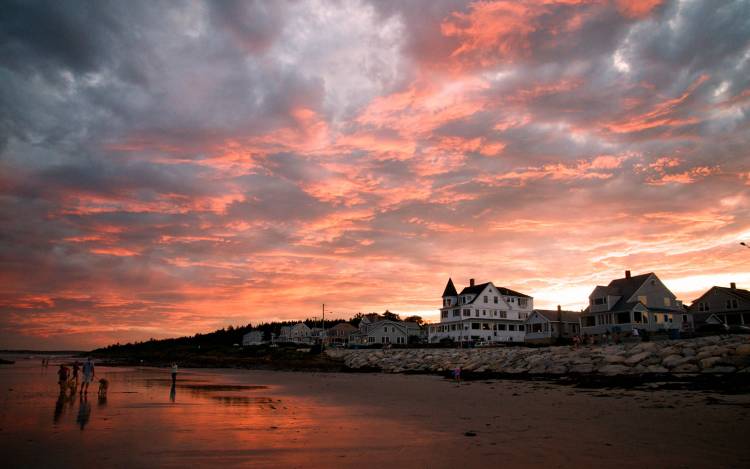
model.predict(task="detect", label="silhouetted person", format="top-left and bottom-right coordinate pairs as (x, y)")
top-left (72, 361), bottom-right (80, 386)
top-left (57, 365), bottom-right (69, 394)
top-left (171, 363), bottom-right (178, 385)
top-left (80, 357), bottom-right (95, 395)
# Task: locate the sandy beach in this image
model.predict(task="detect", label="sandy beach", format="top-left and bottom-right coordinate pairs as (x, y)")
top-left (1, 355), bottom-right (749, 468)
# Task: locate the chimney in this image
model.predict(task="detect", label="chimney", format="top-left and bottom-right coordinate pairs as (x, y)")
top-left (731, 282), bottom-right (736, 289)
top-left (625, 270), bottom-right (631, 279)
top-left (470, 278), bottom-right (475, 287)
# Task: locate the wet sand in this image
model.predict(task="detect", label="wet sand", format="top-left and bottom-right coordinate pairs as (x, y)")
top-left (1, 355), bottom-right (749, 468)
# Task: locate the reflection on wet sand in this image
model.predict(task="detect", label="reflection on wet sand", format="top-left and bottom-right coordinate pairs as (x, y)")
top-left (76, 396), bottom-right (91, 430)
top-left (170, 382), bottom-right (175, 402)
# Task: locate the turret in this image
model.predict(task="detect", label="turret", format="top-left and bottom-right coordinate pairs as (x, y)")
top-left (442, 278), bottom-right (458, 307)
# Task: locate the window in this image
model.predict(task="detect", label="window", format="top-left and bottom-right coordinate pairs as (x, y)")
top-left (727, 299), bottom-right (739, 309)
top-left (471, 323), bottom-right (480, 330)
top-left (663, 297), bottom-right (671, 307)
top-left (498, 324), bottom-right (506, 330)
top-left (475, 311), bottom-right (479, 317)
top-left (484, 295), bottom-right (488, 303)
top-left (518, 298), bottom-right (528, 308)
top-left (493, 311), bottom-right (497, 316)
top-left (583, 316), bottom-right (595, 327)
top-left (384, 326), bottom-right (388, 332)
top-left (633, 311), bottom-right (643, 323)
top-left (494, 296), bottom-right (498, 303)
top-left (532, 323), bottom-right (543, 333)
top-left (451, 324), bottom-right (456, 331)
top-left (441, 311), bottom-right (448, 318)
top-left (453, 309), bottom-right (460, 317)
top-left (368, 337), bottom-right (375, 343)
top-left (663, 314), bottom-right (669, 323)
top-left (499, 311), bottom-right (507, 319)
top-left (509, 325), bottom-right (516, 331)
top-left (382, 337), bottom-right (390, 344)
top-left (482, 310), bottom-right (486, 316)
top-left (682, 314), bottom-right (688, 322)
top-left (463, 309), bottom-right (470, 317)
top-left (518, 325), bottom-right (524, 331)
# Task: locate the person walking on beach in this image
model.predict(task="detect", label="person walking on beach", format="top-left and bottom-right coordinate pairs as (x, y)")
top-left (453, 366), bottom-right (461, 386)
top-left (72, 361), bottom-right (80, 386)
top-left (171, 362), bottom-right (178, 385)
top-left (80, 357), bottom-right (95, 395)
top-left (57, 365), bottom-right (69, 393)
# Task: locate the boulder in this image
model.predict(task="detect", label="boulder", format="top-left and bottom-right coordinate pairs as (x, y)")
top-left (662, 354), bottom-right (684, 368)
top-left (701, 366), bottom-right (736, 374)
top-left (624, 351), bottom-right (651, 366)
top-left (570, 364), bottom-right (595, 374)
top-left (605, 354), bottom-right (627, 364)
top-left (598, 364), bottom-right (630, 375)
top-left (699, 357), bottom-right (721, 369)
top-left (735, 344), bottom-right (750, 356)
top-left (672, 363), bottom-right (699, 373)
top-left (645, 365), bottom-right (669, 373)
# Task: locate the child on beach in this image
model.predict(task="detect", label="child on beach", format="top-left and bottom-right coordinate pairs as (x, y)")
top-left (171, 363), bottom-right (178, 385)
top-left (453, 366), bottom-right (461, 386)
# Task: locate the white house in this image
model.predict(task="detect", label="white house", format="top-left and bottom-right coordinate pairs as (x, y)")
top-left (525, 307), bottom-right (581, 344)
top-left (242, 330), bottom-right (264, 346)
top-left (428, 278), bottom-right (532, 344)
top-left (290, 322), bottom-right (312, 343)
top-left (278, 326), bottom-right (292, 342)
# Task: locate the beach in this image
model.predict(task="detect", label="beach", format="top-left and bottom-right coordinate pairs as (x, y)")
top-left (1, 355), bottom-right (749, 468)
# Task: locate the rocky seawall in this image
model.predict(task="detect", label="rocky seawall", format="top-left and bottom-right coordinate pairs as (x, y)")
top-left (326, 336), bottom-right (750, 375)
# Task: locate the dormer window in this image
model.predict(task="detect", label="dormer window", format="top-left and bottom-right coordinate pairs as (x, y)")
top-left (698, 302), bottom-right (709, 312)
top-left (727, 299), bottom-right (739, 309)
top-left (593, 297), bottom-right (606, 305)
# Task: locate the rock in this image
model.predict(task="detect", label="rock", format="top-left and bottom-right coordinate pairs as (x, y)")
top-left (659, 346), bottom-right (680, 358)
top-left (547, 365), bottom-right (568, 374)
top-left (672, 363), bottom-right (699, 373)
top-left (662, 354), bottom-right (684, 368)
top-left (735, 344), bottom-right (750, 356)
top-left (598, 364), bottom-right (630, 375)
top-left (700, 357), bottom-right (721, 369)
top-left (645, 365), bottom-right (669, 373)
top-left (605, 355), bottom-right (627, 364)
top-left (570, 364), bottom-right (594, 374)
top-left (701, 366), bottom-right (736, 374)
top-left (624, 351), bottom-right (651, 366)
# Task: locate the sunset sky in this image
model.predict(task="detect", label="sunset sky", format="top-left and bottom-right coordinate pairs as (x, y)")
top-left (1, 0), bottom-right (749, 350)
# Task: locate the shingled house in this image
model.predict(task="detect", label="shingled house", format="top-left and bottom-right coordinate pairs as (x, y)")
top-left (525, 306), bottom-right (581, 343)
top-left (580, 271), bottom-right (688, 335)
top-left (688, 283), bottom-right (750, 328)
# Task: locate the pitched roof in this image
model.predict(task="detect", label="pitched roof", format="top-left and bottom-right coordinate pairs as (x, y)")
top-left (533, 309), bottom-right (581, 323)
top-left (717, 286), bottom-right (750, 302)
top-left (442, 278), bottom-right (458, 297)
top-left (458, 282), bottom-right (532, 301)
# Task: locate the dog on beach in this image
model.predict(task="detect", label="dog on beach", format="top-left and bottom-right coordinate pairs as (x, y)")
top-left (98, 378), bottom-right (109, 398)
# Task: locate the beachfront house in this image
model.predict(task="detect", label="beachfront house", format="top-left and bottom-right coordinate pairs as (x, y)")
top-left (325, 323), bottom-right (358, 345)
top-left (242, 330), bottom-right (264, 346)
top-left (428, 278), bottom-right (532, 344)
top-left (688, 283), bottom-right (750, 328)
top-left (362, 319), bottom-right (422, 345)
top-left (290, 322), bottom-right (312, 344)
top-left (278, 326), bottom-right (292, 342)
top-left (525, 307), bottom-right (581, 344)
top-left (580, 271), bottom-right (687, 336)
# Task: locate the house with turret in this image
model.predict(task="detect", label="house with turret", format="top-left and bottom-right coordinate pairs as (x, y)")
top-left (428, 278), bottom-right (532, 344)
